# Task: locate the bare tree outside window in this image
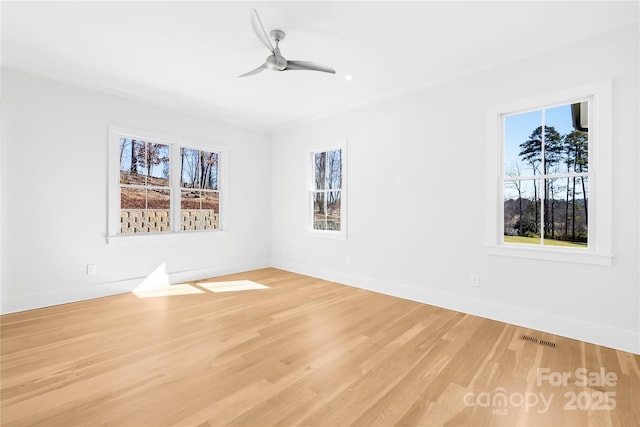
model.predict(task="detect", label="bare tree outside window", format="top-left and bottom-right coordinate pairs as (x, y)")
top-left (119, 138), bottom-right (170, 234)
top-left (180, 148), bottom-right (219, 231)
top-left (311, 148), bottom-right (342, 231)
top-left (117, 135), bottom-right (221, 234)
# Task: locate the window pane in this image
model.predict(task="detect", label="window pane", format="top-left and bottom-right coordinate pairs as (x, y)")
top-left (327, 191), bottom-right (341, 231)
top-left (181, 190), bottom-right (201, 231)
top-left (327, 149), bottom-right (342, 190)
top-left (120, 203), bottom-right (144, 234)
top-left (544, 104), bottom-right (572, 174)
top-left (504, 179), bottom-right (541, 244)
top-left (119, 137), bottom-right (132, 173)
top-left (314, 149), bottom-right (342, 190)
top-left (120, 187), bottom-right (169, 234)
top-left (181, 190), bottom-right (201, 210)
top-left (314, 152), bottom-right (327, 190)
top-left (202, 151), bottom-right (218, 190)
top-left (121, 184), bottom-right (147, 234)
top-left (180, 148), bottom-right (218, 190)
top-left (543, 177), bottom-right (565, 242)
top-left (147, 189), bottom-right (170, 210)
top-left (121, 187), bottom-right (146, 210)
top-left (202, 192), bottom-right (219, 230)
top-left (545, 103), bottom-right (581, 136)
top-left (202, 191), bottom-right (219, 211)
top-left (545, 176), bottom-right (588, 247)
top-left (181, 148), bottom-right (200, 188)
top-left (564, 129), bottom-right (589, 175)
top-left (313, 191), bottom-right (326, 230)
top-left (145, 143), bottom-right (170, 187)
top-left (120, 139), bottom-right (146, 185)
top-left (181, 211), bottom-right (201, 231)
top-left (504, 110), bottom-right (542, 177)
top-left (181, 190), bottom-right (219, 231)
top-left (147, 189), bottom-right (170, 233)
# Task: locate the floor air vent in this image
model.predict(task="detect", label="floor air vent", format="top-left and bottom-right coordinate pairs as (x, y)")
top-left (520, 335), bottom-right (538, 344)
top-left (520, 334), bottom-right (557, 349)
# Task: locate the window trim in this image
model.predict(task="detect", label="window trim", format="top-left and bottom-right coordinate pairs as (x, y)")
top-left (485, 81), bottom-right (613, 265)
top-left (107, 126), bottom-right (226, 244)
top-left (306, 140), bottom-right (347, 240)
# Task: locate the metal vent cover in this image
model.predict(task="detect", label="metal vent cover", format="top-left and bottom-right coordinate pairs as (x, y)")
top-left (520, 334), bottom-right (557, 349)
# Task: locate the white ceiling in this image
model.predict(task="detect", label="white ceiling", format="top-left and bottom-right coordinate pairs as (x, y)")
top-left (2, 1), bottom-right (638, 132)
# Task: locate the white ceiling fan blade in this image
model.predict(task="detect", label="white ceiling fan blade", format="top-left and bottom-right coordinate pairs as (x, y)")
top-left (250, 9), bottom-right (274, 53)
top-left (285, 60), bottom-right (336, 74)
top-left (238, 63), bottom-right (267, 78)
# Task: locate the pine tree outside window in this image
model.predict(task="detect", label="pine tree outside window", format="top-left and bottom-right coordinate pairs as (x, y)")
top-left (503, 103), bottom-right (589, 247)
top-left (486, 82), bottom-right (612, 265)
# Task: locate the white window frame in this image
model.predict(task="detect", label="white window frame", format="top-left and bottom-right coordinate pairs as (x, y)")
top-left (485, 81), bottom-right (613, 265)
top-left (306, 140), bottom-right (347, 240)
top-left (107, 126), bottom-right (226, 245)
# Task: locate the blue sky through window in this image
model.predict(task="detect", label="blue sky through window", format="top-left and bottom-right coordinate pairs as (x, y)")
top-left (504, 104), bottom-right (575, 177)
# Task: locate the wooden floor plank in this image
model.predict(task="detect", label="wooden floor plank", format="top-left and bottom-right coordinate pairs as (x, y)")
top-left (1, 268), bottom-right (638, 426)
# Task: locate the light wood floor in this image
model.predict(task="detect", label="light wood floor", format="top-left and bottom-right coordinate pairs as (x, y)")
top-left (1, 268), bottom-right (639, 426)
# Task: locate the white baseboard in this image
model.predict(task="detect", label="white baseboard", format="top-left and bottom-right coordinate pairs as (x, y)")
top-left (271, 259), bottom-right (640, 355)
top-left (1, 278), bottom-right (141, 314)
top-left (3, 258), bottom-right (637, 355)
top-left (0, 260), bottom-right (271, 315)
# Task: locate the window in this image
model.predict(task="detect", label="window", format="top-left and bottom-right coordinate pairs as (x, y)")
top-left (308, 143), bottom-right (346, 238)
top-left (179, 148), bottom-right (219, 232)
top-left (119, 138), bottom-right (171, 234)
top-left (486, 81), bottom-right (612, 265)
top-left (108, 127), bottom-right (223, 242)
top-left (503, 102), bottom-right (589, 247)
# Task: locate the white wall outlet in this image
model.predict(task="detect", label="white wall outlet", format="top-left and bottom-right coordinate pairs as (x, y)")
top-left (87, 264), bottom-right (97, 275)
top-left (470, 275), bottom-right (480, 287)
top-left (346, 255), bottom-right (351, 265)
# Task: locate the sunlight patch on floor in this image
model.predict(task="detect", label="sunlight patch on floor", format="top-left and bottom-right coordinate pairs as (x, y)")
top-left (196, 280), bottom-right (270, 293)
top-left (134, 284), bottom-right (205, 298)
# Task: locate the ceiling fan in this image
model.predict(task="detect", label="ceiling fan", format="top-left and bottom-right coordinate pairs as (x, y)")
top-left (239, 9), bottom-right (336, 77)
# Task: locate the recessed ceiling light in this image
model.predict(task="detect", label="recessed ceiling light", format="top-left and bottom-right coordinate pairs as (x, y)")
top-left (344, 74), bottom-right (353, 81)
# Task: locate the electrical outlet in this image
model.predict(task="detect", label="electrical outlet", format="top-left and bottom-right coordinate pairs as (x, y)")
top-left (87, 264), bottom-right (97, 275)
top-left (346, 255), bottom-right (351, 265)
top-left (470, 275), bottom-right (480, 287)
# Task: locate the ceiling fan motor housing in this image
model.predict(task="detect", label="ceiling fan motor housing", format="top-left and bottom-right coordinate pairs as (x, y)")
top-left (266, 54), bottom-right (287, 71)
top-left (270, 29), bottom-right (285, 42)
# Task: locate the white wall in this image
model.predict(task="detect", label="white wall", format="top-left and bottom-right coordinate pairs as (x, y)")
top-left (271, 25), bottom-right (640, 354)
top-left (1, 68), bottom-right (272, 313)
top-left (1, 25), bottom-right (638, 354)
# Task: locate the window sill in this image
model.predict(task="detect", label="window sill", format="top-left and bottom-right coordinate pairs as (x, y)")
top-left (305, 230), bottom-right (347, 240)
top-left (107, 230), bottom-right (225, 246)
top-left (486, 244), bottom-right (613, 266)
